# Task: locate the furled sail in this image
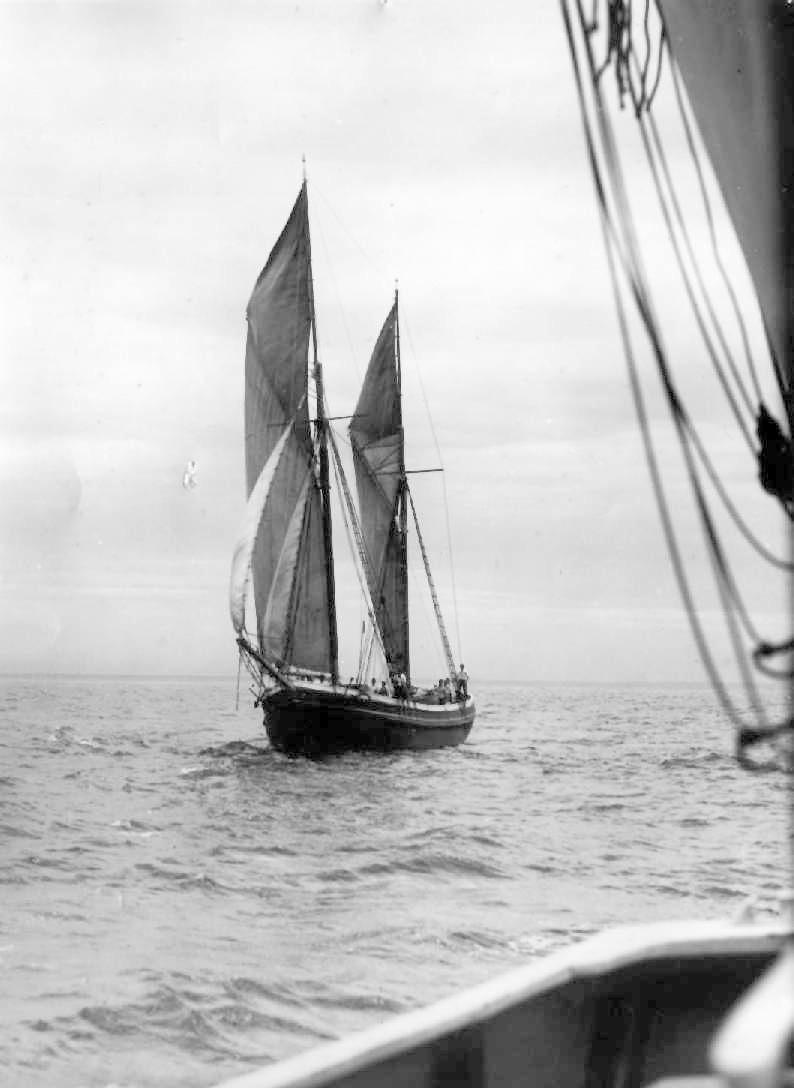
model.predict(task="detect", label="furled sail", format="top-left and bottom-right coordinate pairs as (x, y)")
top-left (658, 0), bottom-right (794, 376)
top-left (349, 302), bottom-right (409, 676)
top-left (244, 184), bottom-right (331, 672)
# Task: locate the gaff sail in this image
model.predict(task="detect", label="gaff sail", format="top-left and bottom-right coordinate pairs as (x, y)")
top-left (349, 302), bottom-right (409, 677)
top-left (244, 185), bottom-right (332, 672)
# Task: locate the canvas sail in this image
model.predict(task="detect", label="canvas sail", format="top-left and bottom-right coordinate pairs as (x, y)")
top-left (245, 185), bottom-right (331, 672)
top-left (659, 0), bottom-right (794, 378)
top-left (229, 424), bottom-right (292, 636)
top-left (349, 302), bottom-right (409, 676)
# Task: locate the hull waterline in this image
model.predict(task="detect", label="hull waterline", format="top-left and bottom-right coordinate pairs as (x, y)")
top-left (262, 683), bottom-right (475, 755)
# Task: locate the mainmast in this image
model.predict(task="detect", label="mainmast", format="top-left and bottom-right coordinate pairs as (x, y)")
top-left (394, 288), bottom-right (411, 683)
top-left (304, 178), bottom-right (339, 685)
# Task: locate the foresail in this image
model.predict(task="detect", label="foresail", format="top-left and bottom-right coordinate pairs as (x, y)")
top-left (229, 424), bottom-right (292, 635)
top-left (349, 303), bottom-right (409, 675)
top-left (260, 472), bottom-right (331, 669)
top-left (659, 0), bottom-right (794, 374)
top-left (244, 185), bottom-right (332, 673)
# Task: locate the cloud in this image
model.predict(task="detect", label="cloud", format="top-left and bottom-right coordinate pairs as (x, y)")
top-left (0, 0), bottom-right (786, 684)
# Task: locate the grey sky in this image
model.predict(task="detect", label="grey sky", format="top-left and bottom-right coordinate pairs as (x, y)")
top-left (0, 0), bottom-right (785, 682)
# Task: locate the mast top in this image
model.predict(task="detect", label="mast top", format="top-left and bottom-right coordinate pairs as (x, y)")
top-left (301, 154), bottom-right (307, 184)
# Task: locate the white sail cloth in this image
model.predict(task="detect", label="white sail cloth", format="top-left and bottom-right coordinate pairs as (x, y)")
top-left (229, 424), bottom-right (292, 635)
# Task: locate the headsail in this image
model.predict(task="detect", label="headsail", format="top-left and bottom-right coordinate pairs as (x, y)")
top-left (349, 300), bottom-right (410, 678)
top-left (244, 184), bottom-right (332, 673)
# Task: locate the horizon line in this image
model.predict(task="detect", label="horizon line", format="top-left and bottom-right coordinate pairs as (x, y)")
top-left (0, 671), bottom-right (734, 688)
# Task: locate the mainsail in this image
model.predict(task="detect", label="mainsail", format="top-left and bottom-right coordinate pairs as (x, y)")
top-left (349, 300), bottom-right (410, 678)
top-left (244, 184), bottom-right (333, 673)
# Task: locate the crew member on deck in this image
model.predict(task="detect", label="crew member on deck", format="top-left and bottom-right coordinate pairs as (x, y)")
top-left (456, 664), bottom-right (469, 700)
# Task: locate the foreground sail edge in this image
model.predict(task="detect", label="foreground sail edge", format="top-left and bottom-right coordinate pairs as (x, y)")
top-left (233, 186), bottom-right (475, 755)
top-left (658, 0), bottom-right (792, 374)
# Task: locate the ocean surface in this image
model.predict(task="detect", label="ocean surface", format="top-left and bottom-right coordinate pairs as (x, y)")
top-left (1, 676), bottom-right (790, 1088)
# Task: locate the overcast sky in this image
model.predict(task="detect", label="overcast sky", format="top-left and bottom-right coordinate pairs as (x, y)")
top-left (0, 0), bottom-right (786, 683)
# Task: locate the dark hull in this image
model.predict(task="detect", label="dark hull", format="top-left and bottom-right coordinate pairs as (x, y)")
top-left (262, 684), bottom-right (475, 755)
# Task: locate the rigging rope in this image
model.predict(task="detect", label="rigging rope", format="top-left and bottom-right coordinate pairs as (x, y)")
top-left (331, 418), bottom-right (404, 669)
top-left (314, 212), bottom-right (362, 382)
top-left (401, 315), bottom-right (464, 663)
top-left (561, 0), bottom-right (791, 767)
top-left (637, 89), bottom-right (756, 444)
top-left (406, 487), bottom-right (457, 679)
top-left (326, 425), bottom-right (390, 671)
top-left (668, 60), bottom-right (769, 411)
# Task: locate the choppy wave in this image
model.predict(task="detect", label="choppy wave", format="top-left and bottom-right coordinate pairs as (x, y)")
top-left (1, 676), bottom-right (790, 1087)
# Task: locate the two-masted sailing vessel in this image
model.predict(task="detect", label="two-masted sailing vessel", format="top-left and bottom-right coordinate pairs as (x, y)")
top-left (229, 181), bottom-right (475, 755)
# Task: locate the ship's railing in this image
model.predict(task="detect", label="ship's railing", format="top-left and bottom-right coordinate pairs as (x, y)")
top-left (212, 918), bottom-right (787, 1088)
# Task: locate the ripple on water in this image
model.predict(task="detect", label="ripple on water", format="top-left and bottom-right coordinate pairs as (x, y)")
top-left (2, 676), bottom-right (790, 1088)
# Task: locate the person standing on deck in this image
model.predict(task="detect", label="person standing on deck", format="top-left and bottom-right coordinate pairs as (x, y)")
top-left (456, 664), bottom-right (469, 700)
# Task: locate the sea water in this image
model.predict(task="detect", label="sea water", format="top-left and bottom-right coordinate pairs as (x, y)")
top-left (0, 676), bottom-right (789, 1087)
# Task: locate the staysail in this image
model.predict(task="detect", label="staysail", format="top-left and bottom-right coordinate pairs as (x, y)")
top-left (658, 0), bottom-right (794, 378)
top-left (244, 184), bottom-right (332, 672)
top-left (349, 300), bottom-right (410, 677)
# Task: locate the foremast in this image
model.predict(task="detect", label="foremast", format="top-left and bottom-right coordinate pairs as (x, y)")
top-left (394, 290), bottom-right (411, 684)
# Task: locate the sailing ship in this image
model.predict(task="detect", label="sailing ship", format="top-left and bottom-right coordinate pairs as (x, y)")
top-left (229, 181), bottom-right (475, 755)
top-left (214, 4), bottom-right (794, 1087)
